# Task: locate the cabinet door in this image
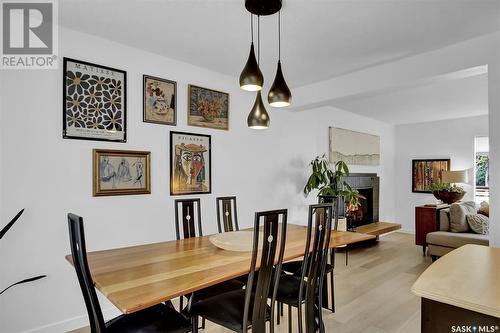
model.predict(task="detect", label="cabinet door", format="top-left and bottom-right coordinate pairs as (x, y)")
top-left (415, 207), bottom-right (436, 246)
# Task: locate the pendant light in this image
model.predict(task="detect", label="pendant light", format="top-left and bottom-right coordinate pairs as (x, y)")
top-left (247, 16), bottom-right (270, 129)
top-left (268, 11), bottom-right (291, 107)
top-left (239, 15), bottom-right (263, 91)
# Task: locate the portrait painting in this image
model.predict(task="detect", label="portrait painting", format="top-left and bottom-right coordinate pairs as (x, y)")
top-left (93, 149), bottom-right (150, 196)
top-left (412, 159), bottom-right (451, 193)
top-left (143, 75), bottom-right (176, 125)
top-left (188, 84), bottom-right (229, 130)
top-left (170, 131), bottom-right (211, 195)
top-left (63, 58), bottom-right (126, 142)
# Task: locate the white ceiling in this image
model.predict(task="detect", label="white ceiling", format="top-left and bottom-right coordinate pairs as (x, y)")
top-left (331, 72), bottom-right (489, 125)
top-left (59, 0), bottom-right (500, 88)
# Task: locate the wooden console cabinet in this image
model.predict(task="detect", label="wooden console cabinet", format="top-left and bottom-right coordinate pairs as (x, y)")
top-left (415, 204), bottom-right (449, 255)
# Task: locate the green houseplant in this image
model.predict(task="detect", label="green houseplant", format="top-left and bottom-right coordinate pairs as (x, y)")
top-left (430, 182), bottom-right (465, 204)
top-left (303, 154), bottom-right (364, 211)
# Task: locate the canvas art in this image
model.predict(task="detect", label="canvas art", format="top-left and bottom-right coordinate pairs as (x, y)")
top-left (93, 149), bottom-right (150, 196)
top-left (188, 84), bottom-right (229, 130)
top-left (170, 131), bottom-right (211, 195)
top-left (63, 58), bottom-right (126, 142)
top-left (143, 75), bottom-right (176, 125)
top-left (329, 127), bottom-right (380, 166)
top-left (412, 159), bottom-right (450, 193)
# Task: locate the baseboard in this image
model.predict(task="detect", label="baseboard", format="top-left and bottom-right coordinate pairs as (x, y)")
top-left (18, 307), bottom-right (121, 333)
top-left (396, 228), bottom-right (415, 235)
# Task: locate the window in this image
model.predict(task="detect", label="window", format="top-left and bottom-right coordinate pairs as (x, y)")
top-left (474, 137), bottom-right (489, 204)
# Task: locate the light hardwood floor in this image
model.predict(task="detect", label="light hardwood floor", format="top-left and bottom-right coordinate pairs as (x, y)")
top-left (70, 232), bottom-right (430, 333)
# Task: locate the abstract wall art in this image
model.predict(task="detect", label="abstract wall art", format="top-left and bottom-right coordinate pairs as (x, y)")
top-left (412, 159), bottom-right (450, 193)
top-left (170, 131), bottom-right (211, 195)
top-left (63, 58), bottom-right (126, 142)
top-left (329, 127), bottom-right (380, 166)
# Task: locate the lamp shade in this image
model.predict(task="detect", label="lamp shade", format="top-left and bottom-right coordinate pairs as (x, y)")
top-left (442, 170), bottom-right (468, 184)
top-left (239, 43), bottom-right (263, 91)
top-left (268, 60), bottom-right (292, 107)
top-left (247, 91), bottom-right (270, 129)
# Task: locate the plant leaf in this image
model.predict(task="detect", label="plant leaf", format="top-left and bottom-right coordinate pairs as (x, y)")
top-left (0, 209), bottom-right (24, 240)
top-left (0, 275), bottom-right (46, 295)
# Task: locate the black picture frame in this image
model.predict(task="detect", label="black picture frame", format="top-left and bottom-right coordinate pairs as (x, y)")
top-left (412, 159), bottom-right (451, 193)
top-left (170, 131), bottom-right (212, 195)
top-left (63, 57), bottom-right (127, 142)
top-left (143, 75), bottom-right (177, 126)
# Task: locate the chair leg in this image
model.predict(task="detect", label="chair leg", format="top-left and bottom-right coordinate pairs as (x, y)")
top-left (288, 304), bottom-right (292, 333)
top-left (202, 317), bottom-right (205, 329)
top-left (192, 315), bottom-right (199, 333)
top-left (179, 295), bottom-right (184, 311)
top-left (345, 246), bottom-right (349, 266)
top-left (277, 302), bottom-right (281, 325)
top-left (330, 271), bottom-right (335, 313)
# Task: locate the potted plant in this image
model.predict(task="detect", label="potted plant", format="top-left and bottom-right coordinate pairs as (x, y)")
top-left (430, 182), bottom-right (466, 204)
top-left (304, 154), bottom-right (364, 228)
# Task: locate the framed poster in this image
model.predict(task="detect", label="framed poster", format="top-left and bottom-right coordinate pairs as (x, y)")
top-left (143, 75), bottom-right (176, 125)
top-left (188, 84), bottom-right (229, 130)
top-left (63, 58), bottom-right (126, 142)
top-left (329, 127), bottom-right (380, 166)
top-left (412, 159), bottom-right (451, 193)
top-left (170, 131), bottom-right (211, 195)
top-left (93, 149), bottom-right (150, 196)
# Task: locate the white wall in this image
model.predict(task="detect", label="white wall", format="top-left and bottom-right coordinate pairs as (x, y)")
top-left (394, 115), bottom-right (489, 232)
top-left (0, 27), bottom-right (395, 333)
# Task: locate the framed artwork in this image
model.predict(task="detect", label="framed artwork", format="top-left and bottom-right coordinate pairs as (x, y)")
top-left (412, 159), bottom-right (451, 193)
top-left (170, 131), bottom-right (211, 195)
top-left (143, 75), bottom-right (177, 125)
top-left (93, 149), bottom-right (150, 196)
top-left (329, 127), bottom-right (380, 166)
top-left (63, 58), bottom-right (126, 142)
top-left (188, 84), bottom-right (229, 130)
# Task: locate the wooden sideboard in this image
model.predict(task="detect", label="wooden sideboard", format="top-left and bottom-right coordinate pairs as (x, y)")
top-left (415, 204), bottom-right (449, 255)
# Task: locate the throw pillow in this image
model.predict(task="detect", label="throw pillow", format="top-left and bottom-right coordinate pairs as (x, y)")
top-left (449, 201), bottom-right (476, 233)
top-left (466, 214), bottom-right (489, 235)
top-left (478, 201), bottom-right (489, 217)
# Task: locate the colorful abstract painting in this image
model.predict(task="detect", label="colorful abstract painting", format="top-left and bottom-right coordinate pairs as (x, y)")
top-left (412, 159), bottom-right (450, 193)
top-left (170, 131), bottom-right (211, 195)
top-left (143, 75), bottom-right (176, 125)
top-left (63, 58), bottom-right (126, 142)
top-left (188, 85), bottom-right (229, 130)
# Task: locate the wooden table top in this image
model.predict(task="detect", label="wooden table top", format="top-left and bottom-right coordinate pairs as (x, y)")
top-left (66, 224), bottom-right (375, 314)
top-left (355, 222), bottom-right (401, 236)
top-left (412, 244), bottom-right (500, 318)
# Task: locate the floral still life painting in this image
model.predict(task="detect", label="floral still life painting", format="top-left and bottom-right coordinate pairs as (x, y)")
top-left (170, 131), bottom-right (211, 195)
top-left (143, 75), bottom-right (176, 125)
top-left (63, 58), bottom-right (126, 142)
top-left (188, 84), bottom-right (229, 130)
top-left (93, 149), bottom-right (150, 196)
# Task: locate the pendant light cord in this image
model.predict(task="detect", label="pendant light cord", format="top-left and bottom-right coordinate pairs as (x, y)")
top-left (278, 11), bottom-right (281, 61)
top-left (250, 13), bottom-right (253, 44)
top-left (257, 15), bottom-right (260, 65)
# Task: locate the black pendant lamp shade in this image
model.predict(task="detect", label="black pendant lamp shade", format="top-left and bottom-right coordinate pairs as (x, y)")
top-left (245, 0), bottom-right (282, 16)
top-left (268, 60), bottom-right (291, 107)
top-left (247, 91), bottom-right (270, 129)
top-left (240, 42), bottom-right (263, 91)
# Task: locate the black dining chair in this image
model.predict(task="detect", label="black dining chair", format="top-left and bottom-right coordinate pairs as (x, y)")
top-left (190, 209), bottom-right (288, 333)
top-left (216, 196), bottom-right (239, 232)
top-left (173, 199), bottom-right (244, 327)
top-left (275, 203), bottom-right (333, 333)
top-left (281, 197), bottom-right (338, 313)
top-left (67, 213), bottom-right (190, 333)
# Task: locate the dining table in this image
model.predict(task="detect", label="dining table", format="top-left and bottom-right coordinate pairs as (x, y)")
top-left (65, 223), bottom-right (376, 314)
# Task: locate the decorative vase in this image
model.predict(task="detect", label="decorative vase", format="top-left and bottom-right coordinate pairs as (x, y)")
top-left (201, 112), bottom-right (215, 122)
top-left (432, 191), bottom-right (465, 204)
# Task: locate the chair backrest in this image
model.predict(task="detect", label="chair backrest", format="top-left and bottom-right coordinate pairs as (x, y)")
top-left (298, 203), bottom-right (334, 333)
top-left (174, 198), bottom-right (202, 240)
top-left (318, 195), bottom-right (340, 231)
top-left (216, 196), bottom-right (239, 233)
top-left (67, 213), bottom-right (107, 333)
top-left (243, 209), bottom-right (287, 333)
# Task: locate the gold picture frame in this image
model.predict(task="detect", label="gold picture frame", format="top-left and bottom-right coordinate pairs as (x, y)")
top-left (93, 149), bottom-right (151, 196)
top-left (188, 84), bottom-right (229, 130)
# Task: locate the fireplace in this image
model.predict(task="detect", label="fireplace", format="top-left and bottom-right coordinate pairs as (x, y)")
top-left (341, 173), bottom-right (379, 227)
